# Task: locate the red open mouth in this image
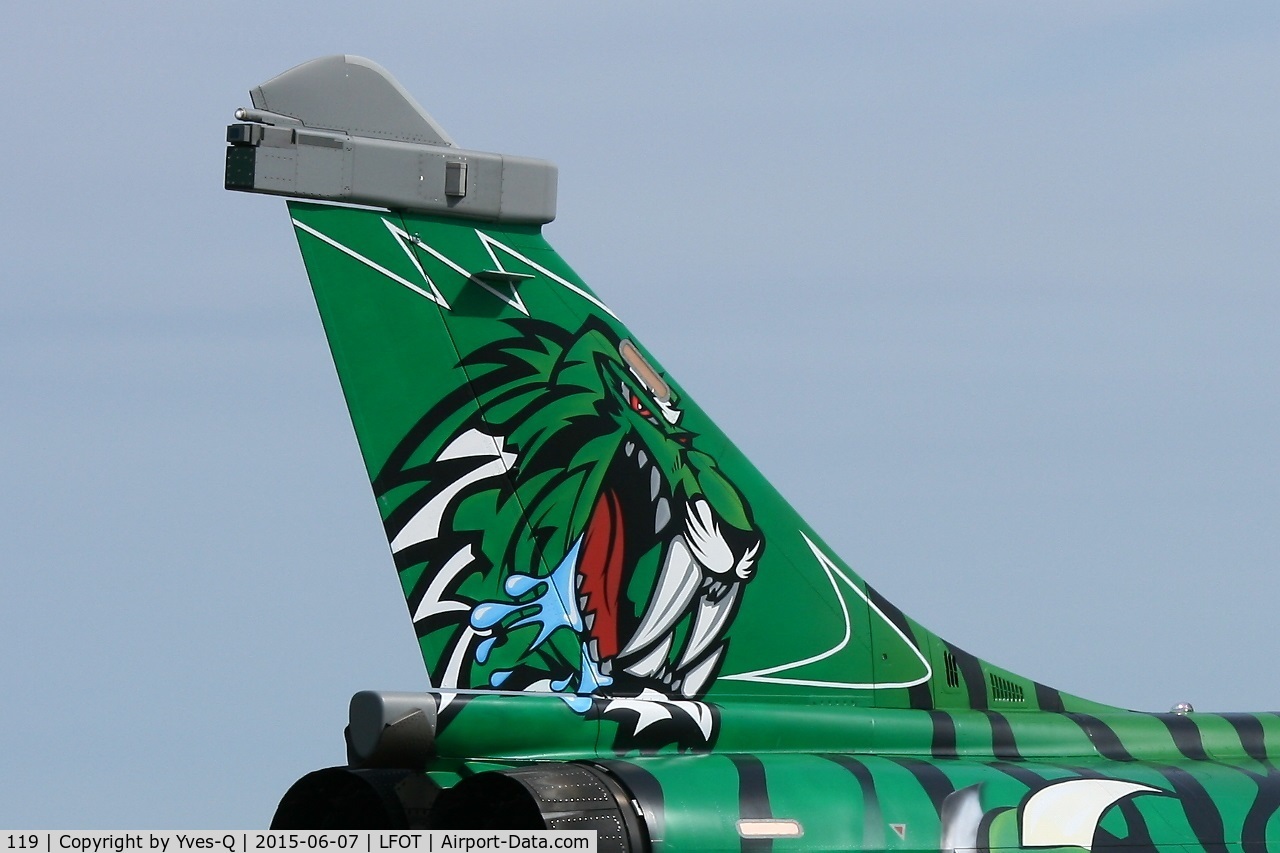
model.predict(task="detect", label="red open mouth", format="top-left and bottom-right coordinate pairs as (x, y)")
top-left (578, 487), bottom-right (624, 661)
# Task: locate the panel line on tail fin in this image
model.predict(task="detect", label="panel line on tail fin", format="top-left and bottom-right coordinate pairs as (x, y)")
top-left (381, 218), bottom-right (452, 307)
top-left (720, 532), bottom-right (933, 690)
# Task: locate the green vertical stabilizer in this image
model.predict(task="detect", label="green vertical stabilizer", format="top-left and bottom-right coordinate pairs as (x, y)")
top-left (288, 199), bottom-right (1116, 754)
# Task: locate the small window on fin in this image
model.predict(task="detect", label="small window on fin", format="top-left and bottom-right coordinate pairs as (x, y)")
top-left (619, 339), bottom-right (669, 402)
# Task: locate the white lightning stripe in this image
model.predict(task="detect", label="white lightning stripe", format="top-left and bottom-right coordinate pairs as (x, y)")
top-left (406, 232), bottom-right (528, 316)
top-left (475, 230), bottom-right (619, 319)
top-left (381, 218), bottom-right (451, 308)
top-left (720, 531), bottom-right (933, 689)
top-left (293, 217), bottom-right (617, 320)
top-left (291, 219), bottom-right (449, 308)
top-left (474, 232), bottom-right (530, 315)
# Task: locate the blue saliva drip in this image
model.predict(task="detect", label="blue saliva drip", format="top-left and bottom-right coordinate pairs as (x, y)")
top-left (549, 540), bottom-right (585, 634)
top-left (578, 642), bottom-right (614, 694)
top-left (555, 672), bottom-right (593, 713)
top-left (562, 694), bottom-right (594, 714)
top-left (468, 545), bottom-right (578, 645)
top-left (467, 537), bottom-right (624, 718)
top-left (469, 537), bottom-right (584, 646)
top-left (470, 600), bottom-right (519, 632)
top-left (504, 574), bottom-right (540, 597)
top-left (469, 537), bottom-right (594, 708)
top-left (559, 642), bottom-right (615, 714)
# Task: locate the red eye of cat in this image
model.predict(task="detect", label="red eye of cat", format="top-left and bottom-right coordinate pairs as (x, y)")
top-left (629, 392), bottom-right (652, 418)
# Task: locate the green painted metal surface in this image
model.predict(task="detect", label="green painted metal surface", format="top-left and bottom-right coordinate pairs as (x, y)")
top-left (272, 196), bottom-right (1277, 849)
top-left (287, 201), bottom-right (1112, 743)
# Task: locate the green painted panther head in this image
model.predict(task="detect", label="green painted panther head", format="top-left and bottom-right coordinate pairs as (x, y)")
top-left (377, 316), bottom-right (763, 748)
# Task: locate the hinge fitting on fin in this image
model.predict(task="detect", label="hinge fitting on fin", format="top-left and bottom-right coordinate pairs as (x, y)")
top-left (472, 270), bottom-right (535, 285)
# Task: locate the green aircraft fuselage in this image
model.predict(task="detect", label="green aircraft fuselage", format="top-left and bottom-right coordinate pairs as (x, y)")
top-left (226, 56), bottom-right (1280, 852)
top-left (423, 693), bottom-right (1280, 852)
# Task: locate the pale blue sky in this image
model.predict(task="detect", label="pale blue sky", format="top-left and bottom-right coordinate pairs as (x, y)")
top-left (2, 0), bottom-right (1278, 828)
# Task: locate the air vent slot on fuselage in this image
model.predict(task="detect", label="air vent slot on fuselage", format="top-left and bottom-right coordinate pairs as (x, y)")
top-left (944, 650), bottom-right (961, 689)
top-left (989, 673), bottom-right (1026, 703)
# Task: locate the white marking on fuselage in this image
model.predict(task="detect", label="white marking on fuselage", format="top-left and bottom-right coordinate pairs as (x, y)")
top-left (601, 688), bottom-right (715, 740)
top-left (602, 690), bottom-right (674, 735)
top-left (678, 698), bottom-right (715, 740)
top-left (940, 786), bottom-right (984, 853)
top-left (1020, 779), bottom-right (1162, 851)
